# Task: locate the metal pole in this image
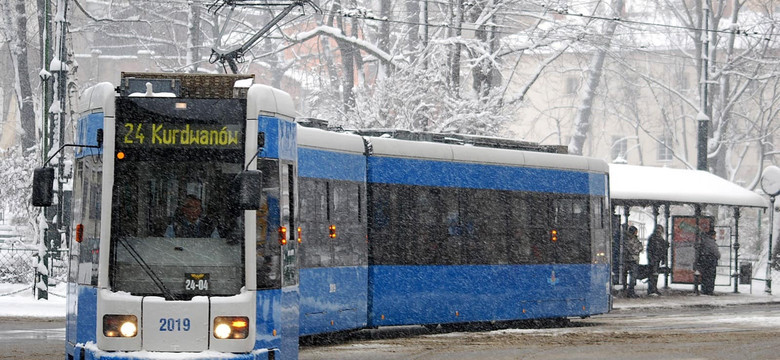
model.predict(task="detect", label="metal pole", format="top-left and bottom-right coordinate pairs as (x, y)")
top-left (733, 206), bottom-right (740, 293)
top-left (697, 1), bottom-right (710, 172)
top-left (767, 196), bottom-right (775, 295)
top-left (664, 203), bottom-right (671, 289)
top-left (621, 206), bottom-right (630, 291)
top-left (55, 0), bottom-right (70, 257)
top-left (37, 0), bottom-right (53, 302)
top-left (694, 204), bottom-right (702, 295)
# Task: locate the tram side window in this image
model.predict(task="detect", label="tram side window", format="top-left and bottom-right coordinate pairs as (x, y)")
top-left (351, 183), bottom-right (368, 266)
top-left (76, 158), bottom-right (101, 286)
top-left (591, 196), bottom-right (604, 229)
top-left (525, 194), bottom-right (554, 264)
top-left (333, 182), bottom-right (358, 222)
top-left (507, 195), bottom-right (533, 264)
top-left (411, 187), bottom-right (438, 265)
top-left (368, 183), bottom-right (401, 265)
top-left (307, 180), bottom-right (330, 267)
top-left (554, 197), bottom-right (591, 264)
top-left (257, 160), bottom-right (281, 289)
top-left (396, 186), bottom-right (417, 264)
top-left (300, 178), bottom-right (329, 268)
top-left (331, 182), bottom-right (355, 266)
top-left (462, 189), bottom-right (504, 264)
top-left (435, 188), bottom-right (460, 265)
top-left (591, 196), bottom-right (609, 264)
top-left (299, 179), bottom-right (316, 267)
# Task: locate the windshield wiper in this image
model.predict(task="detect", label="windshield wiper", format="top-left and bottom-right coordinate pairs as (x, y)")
top-left (117, 238), bottom-right (178, 301)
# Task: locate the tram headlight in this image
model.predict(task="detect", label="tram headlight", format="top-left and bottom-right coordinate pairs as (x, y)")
top-left (213, 316), bottom-right (249, 339)
top-left (103, 315), bottom-right (138, 338)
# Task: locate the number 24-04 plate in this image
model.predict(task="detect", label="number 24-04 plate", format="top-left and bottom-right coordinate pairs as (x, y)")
top-left (185, 273), bottom-right (209, 292)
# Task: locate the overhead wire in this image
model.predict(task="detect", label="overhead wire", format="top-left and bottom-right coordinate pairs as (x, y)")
top-left (307, 5), bottom-right (778, 43)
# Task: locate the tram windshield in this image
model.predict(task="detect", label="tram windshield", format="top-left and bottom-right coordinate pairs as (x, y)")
top-left (110, 159), bottom-right (246, 299)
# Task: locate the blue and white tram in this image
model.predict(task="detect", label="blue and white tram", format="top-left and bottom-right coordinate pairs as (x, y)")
top-left (296, 127), bottom-right (368, 336)
top-left (293, 125), bottom-right (611, 333)
top-left (361, 133), bottom-right (611, 326)
top-left (39, 73), bottom-right (302, 360)
top-left (33, 73), bottom-right (611, 359)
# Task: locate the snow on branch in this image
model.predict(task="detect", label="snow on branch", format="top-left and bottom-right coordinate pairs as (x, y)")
top-left (287, 25), bottom-right (400, 70)
top-left (72, 0), bottom-right (141, 23)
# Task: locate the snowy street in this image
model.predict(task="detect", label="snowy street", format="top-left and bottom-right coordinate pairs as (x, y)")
top-left (298, 298), bottom-right (780, 360)
top-left (3, 283), bottom-right (780, 360)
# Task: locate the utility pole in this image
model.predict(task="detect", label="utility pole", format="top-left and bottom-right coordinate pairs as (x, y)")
top-left (37, 0), bottom-right (53, 301)
top-left (697, 1), bottom-right (710, 172)
top-left (693, 0), bottom-right (710, 296)
top-left (761, 165), bottom-right (780, 295)
top-left (38, 0), bottom-right (70, 300)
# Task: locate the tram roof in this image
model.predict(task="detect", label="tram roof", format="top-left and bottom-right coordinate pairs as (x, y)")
top-left (609, 164), bottom-right (768, 208)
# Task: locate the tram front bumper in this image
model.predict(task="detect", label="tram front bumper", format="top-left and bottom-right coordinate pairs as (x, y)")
top-left (74, 343), bottom-right (277, 360)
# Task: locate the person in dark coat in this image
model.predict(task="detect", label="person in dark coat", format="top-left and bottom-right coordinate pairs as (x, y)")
top-left (646, 225), bottom-right (669, 295)
top-left (623, 225), bottom-right (643, 298)
top-left (699, 228), bottom-right (721, 295)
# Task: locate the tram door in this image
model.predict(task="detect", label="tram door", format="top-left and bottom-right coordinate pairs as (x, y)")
top-left (280, 162), bottom-right (299, 287)
top-left (278, 161), bottom-right (300, 357)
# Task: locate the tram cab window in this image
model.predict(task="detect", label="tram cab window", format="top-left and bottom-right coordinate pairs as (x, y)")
top-left (110, 160), bottom-right (247, 299)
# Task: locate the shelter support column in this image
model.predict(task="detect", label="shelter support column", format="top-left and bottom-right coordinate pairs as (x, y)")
top-left (651, 205), bottom-right (660, 292)
top-left (664, 203), bottom-right (671, 289)
top-left (733, 206), bottom-right (740, 294)
top-left (767, 195), bottom-right (775, 295)
top-left (621, 205), bottom-right (631, 291)
top-left (694, 204), bottom-right (702, 295)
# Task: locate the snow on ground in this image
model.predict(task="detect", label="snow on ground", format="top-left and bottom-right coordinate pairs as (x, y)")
top-left (612, 281), bottom-right (780, 310)
top-left (0, 283), bottom-right (67, 318)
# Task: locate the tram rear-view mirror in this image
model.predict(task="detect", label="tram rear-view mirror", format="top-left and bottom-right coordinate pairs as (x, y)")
top-left (236, 170), bottom-right (262, 210)
top-left (32, 167), bottom-right (55, 207)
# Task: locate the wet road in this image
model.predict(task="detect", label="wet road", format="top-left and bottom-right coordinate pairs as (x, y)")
top-left (4, 303), bottom-right (780, 359)
top-left (299, 303), bottom-right (780, 360)
top-left (0, 318), bottom-right (65, 360)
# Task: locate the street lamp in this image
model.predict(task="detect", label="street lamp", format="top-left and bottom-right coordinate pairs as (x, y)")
top-left (760, 165), bottom-right (780, 295)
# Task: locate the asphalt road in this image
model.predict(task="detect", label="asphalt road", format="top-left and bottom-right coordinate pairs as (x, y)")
top-left (3, 303), bottom-right (780, 359)
top-left (299, 303), bottom-right (780, 360)
top-left (0, 317), bottom-right (65, 360)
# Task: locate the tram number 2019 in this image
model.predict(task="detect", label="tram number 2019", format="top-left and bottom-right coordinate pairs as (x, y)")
top-left (159, 318), bottom-right (191, 332)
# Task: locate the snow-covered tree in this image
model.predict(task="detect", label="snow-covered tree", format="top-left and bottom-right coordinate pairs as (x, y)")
top-left (0, 0), bottom-right (37, 151)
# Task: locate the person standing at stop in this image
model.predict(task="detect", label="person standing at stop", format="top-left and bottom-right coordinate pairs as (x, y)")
top-left (647, 225), bottom-right (669, 296)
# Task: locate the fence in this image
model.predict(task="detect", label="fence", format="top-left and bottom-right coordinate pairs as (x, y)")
top-left (0, 245), bottom-right (68, 286)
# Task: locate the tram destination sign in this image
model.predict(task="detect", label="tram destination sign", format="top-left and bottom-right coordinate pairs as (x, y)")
top-left (115, 97), bottom-right (245, 151)
top-left (118, 121), bottom-right (243, 149)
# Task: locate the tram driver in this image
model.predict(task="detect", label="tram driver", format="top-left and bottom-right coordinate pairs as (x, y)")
top-left (165, 194), bottom-right (220, 238)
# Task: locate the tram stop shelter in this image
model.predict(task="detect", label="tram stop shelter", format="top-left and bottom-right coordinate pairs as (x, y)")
top-left (609, 164), bottom-right (768, 294)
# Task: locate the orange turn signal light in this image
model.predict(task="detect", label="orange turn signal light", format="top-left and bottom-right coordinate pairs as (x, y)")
top-left (279, 226), bottom-right (287, 245)
top-left (75, 224), bottom-right (84, 243)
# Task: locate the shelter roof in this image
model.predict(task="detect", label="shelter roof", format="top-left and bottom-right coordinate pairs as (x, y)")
top-left (609, 164), bottom-right (768, 208)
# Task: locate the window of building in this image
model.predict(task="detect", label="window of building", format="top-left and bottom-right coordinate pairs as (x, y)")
top-left (657, 133), bottom-right (673, 161)
top-left (565, 77), bottom-right (579, 95)
top-left (611, 136), bottom-right (627, 162)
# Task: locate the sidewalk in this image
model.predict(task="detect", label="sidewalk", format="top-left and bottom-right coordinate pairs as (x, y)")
top-left (612, 282), bottom-right (780, 310)
top-left (0, 283), bottom-right (66, 319)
